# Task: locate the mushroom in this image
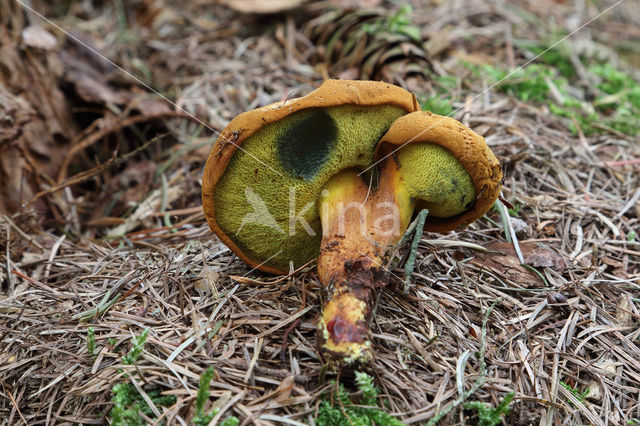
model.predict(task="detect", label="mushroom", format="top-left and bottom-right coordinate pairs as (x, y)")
top-left (202, 80), bottom-right (502, 364)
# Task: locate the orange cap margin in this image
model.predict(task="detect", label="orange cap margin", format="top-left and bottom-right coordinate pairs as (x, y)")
top-left (376, 111), bottom-right (503, 232)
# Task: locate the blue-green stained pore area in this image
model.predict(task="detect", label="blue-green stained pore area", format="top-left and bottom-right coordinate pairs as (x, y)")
top-left (277, 109), bottom-right (337, 181)
top-left (213, 104), bottom-right (407, 271)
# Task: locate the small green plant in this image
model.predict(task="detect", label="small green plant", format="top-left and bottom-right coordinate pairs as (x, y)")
top-left (107, 329), bottom-right (180, 425)
top-left (192, 367), bottom-right (216, 425)
top-left (426, 301), bottom-right (499, 426)
top-left (218, 416), bottom-right (240, 426)
top-left (363, 5), bottom-right (421, 42)
top-left (591, 63), bottom-right (635, 97)
top-left (507, 202), bottom-right (521, 217)
top-left (421, 95), bottom-right (454, 117)
top-left (465, 391), bottom-right (514, 426)
top-left (315, 371), bottom-right (405, 426)
top-left (192, 366), bottom-right (239, 426)
top-left (589, 63), bottom-right (640, 135)
top-left (110, 382), bottom-right (176, 426)
top-left (122, 329), bottom-right (149, 365)
top-left (560, 381), bottom-right (589, 406)
top-left (477, 63), bottom-right (561, 103)
top-left (628, 231), bottom-right (637, 242)
top-left (419, 74), bottom-right (461, 117)
top-left (434, 74), bottom-right (459, 92)
top-left (627, 418), bottom-right (640, 425)
top-left (514, 39), bottom-right (576, 78)
top-left (87, 327), bottom-right (96, 357)
top-left (468, 59), bottom-right (640, 136)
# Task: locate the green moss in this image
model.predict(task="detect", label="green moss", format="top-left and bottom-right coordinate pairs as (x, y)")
top-left (560, 381), bottom-right (589, 407)
top-left (469, 60), bottom-right (640, 136)
top-left (193, 367), bottom-right (216, 425)
top-left (464, 391), bottom-right (514, 426)
top-left (109, 383), bottom-right (176, 426)
top-left (87, 327), bottom-right (96, 358)
top-left (122, 329), bottom-right (148, 365)
top-left (315, 372), bottom-right (406, 426)
top-left (514, 38), bottom-right (576, 78)
top-left (489, 63), bottom-right (562, 102)
top-left (419, 74), bottom-right (460, 117)
top-left (592, 63), bottom-right (629, 95)
top-left (192, 367), bottom-right (239, 426)
top-left (214, 104), bottom-right (407, 271)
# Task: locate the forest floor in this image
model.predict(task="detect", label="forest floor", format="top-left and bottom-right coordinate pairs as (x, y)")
top-left (1, 0), bottom-right (639, 424)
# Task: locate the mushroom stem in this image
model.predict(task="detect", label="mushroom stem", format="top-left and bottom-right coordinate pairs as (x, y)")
top-left (316, 159), bottom-right (414, 363)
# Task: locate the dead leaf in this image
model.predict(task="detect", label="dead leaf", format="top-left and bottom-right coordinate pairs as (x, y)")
top-left (0, 19), bottom-right (76, 214)
top-left (195, 265), bottom-right (220, 297)
top-left (547, 292), bottom-right (567, 304)
top-left (223, 0), bottom-right (307, 14)
top-left (60, 45), bottom-right (130, 105)
top-left (508, 217), bottom-right (531, 236)
top-left (517, 242), bottom-right (565, 271)
top-left (21, 25), bottom-right (58, 51)
top-left (616, 293), bottom-right (633, 325)
top-left (330, 0), bottom-right (383, 7)
top-left (451, 50), bottom-right (496, 66)
top-left (132, 97), bottom-right (172, 116)
top-left (595, 358), bottom-right (619, 378)
top-left (336, 67), bottom-right (361, 80)
top-left (85, 217), bottom-right (127, 227)
top-left (586, 379), bottom-right (602, 402)
top-left (274, 375), bottom-right (295, 403)
top-left (135, 0), bottom-right (170, 28)
top-left (472, 241), bottom-right (565, 287)
top-left (115, 161), bottom-right (157, 208)
top-left (90, 160), bottom-right (156, 224)
top-left (106, 184), bottom-right (182, 238)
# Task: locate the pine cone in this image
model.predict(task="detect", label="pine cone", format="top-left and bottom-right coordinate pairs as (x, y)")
top-left (304, 7), bottom-right (433, 84)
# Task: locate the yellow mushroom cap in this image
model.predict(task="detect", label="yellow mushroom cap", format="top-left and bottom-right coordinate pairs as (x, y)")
top-left (377, 111), bottom-right (503, 232)
top-left (202, 80), bottom-right (419, 274)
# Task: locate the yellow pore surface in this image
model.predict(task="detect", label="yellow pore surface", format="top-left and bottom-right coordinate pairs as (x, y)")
top-left (397, 143), bottom-right (476, 217)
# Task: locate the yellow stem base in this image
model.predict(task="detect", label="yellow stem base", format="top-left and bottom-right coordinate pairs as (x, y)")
top-left (316, 160), bottom-right (414, 364)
